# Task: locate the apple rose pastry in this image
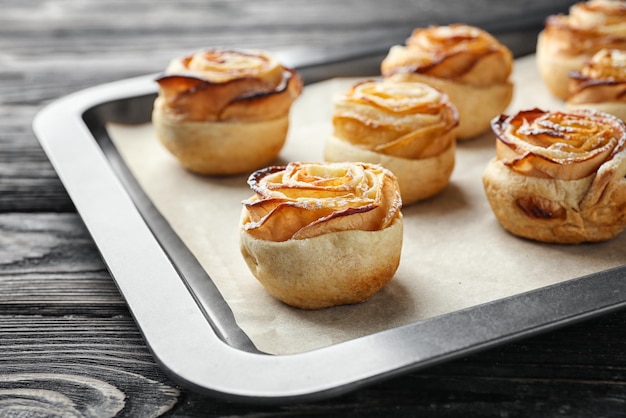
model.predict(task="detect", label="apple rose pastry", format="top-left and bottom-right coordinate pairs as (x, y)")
top-left (240, 161), bottom-right (403, 309)
top-left (537, 0), bottom-right (626, 100)
top-left (380, 24), bottom-right (513, 140)
top-left (567, 48), bottom-right (626, 120)
top-left (324, 79), bottom-right (458, 205)
top-left (152, 48), bottom-right (303, 175)
top-left (483, 108), bottom-right (626, 244)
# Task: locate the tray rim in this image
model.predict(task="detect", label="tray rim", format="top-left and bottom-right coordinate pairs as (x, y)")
top-left (32, 63), bottom-right (626, 404)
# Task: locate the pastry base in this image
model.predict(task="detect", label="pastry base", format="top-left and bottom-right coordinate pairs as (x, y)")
top-left (152, 101), bottom-right (289, 176)
top-left (324, 135), bottom-right (455, 205)
top-left (536, 30), bottom-right (590, 100)
top-left (239, 215), bottom-right (403, 310)
top-left (482, 157), bottom-right (626, 244)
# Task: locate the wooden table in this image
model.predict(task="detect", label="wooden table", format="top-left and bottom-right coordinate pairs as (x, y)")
top-left (3, 0), bottom-right (626, 416)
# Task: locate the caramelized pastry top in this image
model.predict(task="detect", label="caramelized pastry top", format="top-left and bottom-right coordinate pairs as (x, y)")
top-left (380, 24), bottom-right (513, 86)
top-left (492, 108), bottom-right (626, 180)
top-left (332, 79), bottom-right (458, 158)
top-left (542, 0), bottom-right (626, 56)
top-left (568, 48), bottom-right (626, 104)
top-left (155, 49), bottom-right (302, 122)
top-left (241, 162), bottom-right (402, 242)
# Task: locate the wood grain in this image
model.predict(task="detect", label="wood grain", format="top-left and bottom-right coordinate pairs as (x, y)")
top-left (3, 0), bottom-right (626, 416)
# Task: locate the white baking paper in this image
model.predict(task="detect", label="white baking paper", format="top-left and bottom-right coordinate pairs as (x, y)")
top-left (107, 55), bottom-right (626, 355)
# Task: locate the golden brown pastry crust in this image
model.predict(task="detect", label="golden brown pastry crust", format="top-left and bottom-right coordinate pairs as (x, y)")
top-left (240, 215), bottom-right (403, 310)
top-left (536, 0), bottom-right (626, 99)
top-left (152, 48), bottom-right (303, 175)
top-left (240, 161), bottom-right (403, 309)
top-left (324, 79), bottom-right (458, 204)
top-left (380, 24), bottom-right (513, 140)
top-left (482, 108), bottom-right (626, 244)
top-left (567, 48), bottom-right (626, 120)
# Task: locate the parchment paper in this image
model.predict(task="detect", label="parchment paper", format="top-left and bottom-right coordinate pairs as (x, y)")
top-left (107, 55), bottom-right (626, 355)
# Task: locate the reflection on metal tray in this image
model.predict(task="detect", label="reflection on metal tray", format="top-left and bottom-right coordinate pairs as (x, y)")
top-left (33, 47), bottom-right (626, 403)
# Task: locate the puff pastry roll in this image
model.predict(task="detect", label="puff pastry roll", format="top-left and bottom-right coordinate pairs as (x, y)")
top-left (537, 0), bottom-right (626, 100)
top-left (483, 108), bottom-right (626, 244)
top-left (380, 24), bottom-right (513, 140)
top-left (567, 48), bottom-right (626, 120)
top-left (324, 79), bottom-right (458, 205)
top-left (152, 48), bottom-right (303, 175)
top-left (240, 161), bottom-right (403, 309)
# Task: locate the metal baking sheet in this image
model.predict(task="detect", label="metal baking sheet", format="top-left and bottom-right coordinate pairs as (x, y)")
top-left (32, 48), bottom-right (626, 404)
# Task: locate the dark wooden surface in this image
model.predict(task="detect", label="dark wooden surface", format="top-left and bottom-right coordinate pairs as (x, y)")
top-left (3, 0), bottom-right (626, 416)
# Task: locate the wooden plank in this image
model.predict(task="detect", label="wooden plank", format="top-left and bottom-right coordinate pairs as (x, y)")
top-left (1, 310), bottom-right (624, 415)
top-left (5, 0), bottom-right (626, 415)
top-left (0, 316), bottom-right (181, 417)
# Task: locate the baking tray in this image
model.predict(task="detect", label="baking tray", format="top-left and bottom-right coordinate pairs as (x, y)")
top-left (32, 47), bottom-right (626, 404)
